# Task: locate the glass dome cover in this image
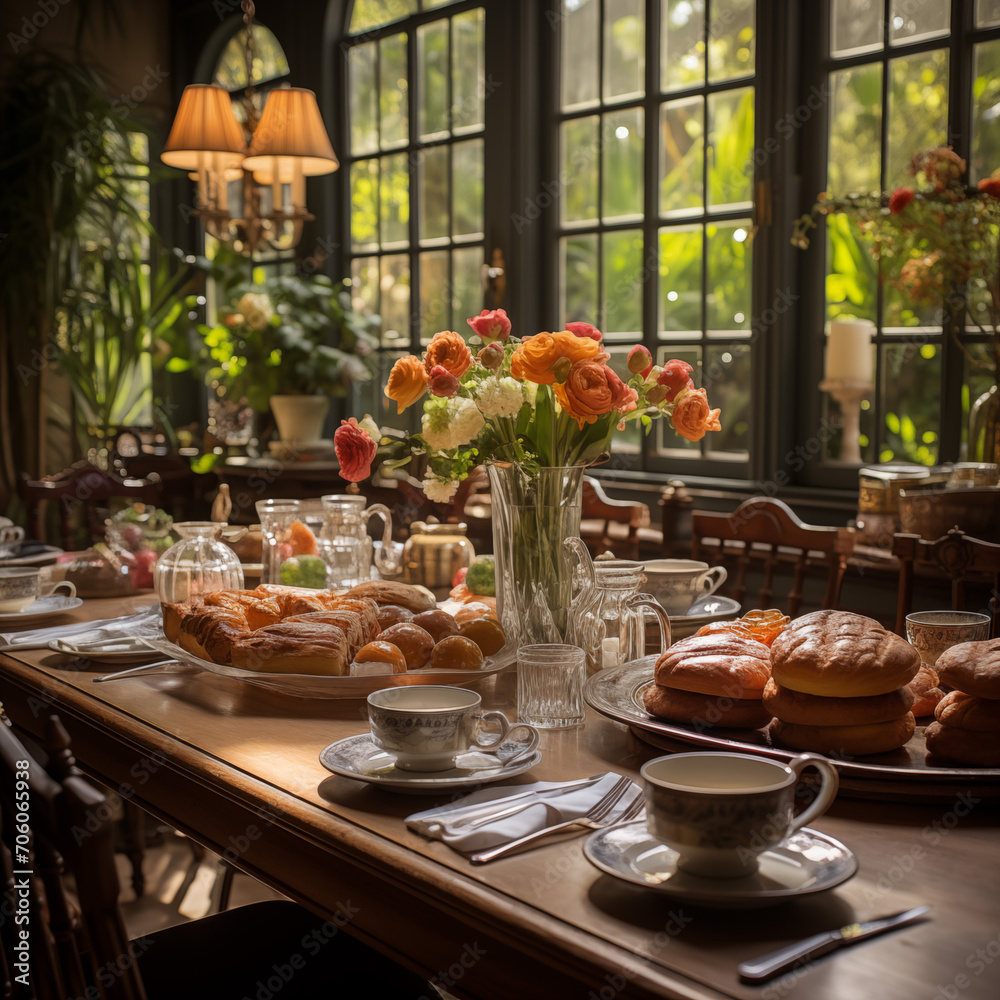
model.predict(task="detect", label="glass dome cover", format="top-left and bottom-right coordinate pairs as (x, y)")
top-left (154, 522), bottom-right (245, 603)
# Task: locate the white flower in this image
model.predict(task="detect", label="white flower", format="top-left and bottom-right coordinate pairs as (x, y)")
top-left (422, 478), bottom-right (459, 503)
top-left (359, 414), bottom-right (380, 441)
top-left (522, 380), bottom-right (538, 407)
top-left (421, 396), bottom-right (485, 450)
top-left (475, 376), bottom-right (524, 419)
top-left (236, 292), bottom-right (274, 331)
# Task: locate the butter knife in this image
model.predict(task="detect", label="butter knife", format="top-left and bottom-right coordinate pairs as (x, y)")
top-left (738, 906), bottom-right (931, 983)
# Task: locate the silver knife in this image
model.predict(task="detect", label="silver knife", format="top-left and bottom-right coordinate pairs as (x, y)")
top-left (738, 906), bottom-right (931, 983)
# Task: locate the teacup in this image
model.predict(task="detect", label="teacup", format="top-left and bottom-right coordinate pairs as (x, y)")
top-left (641, 559), bottom-right (728, 616)
top-left (0, 525), bottom-right (25, 547)
top-left (641, 751), bottom-right (840, 878)
top-left (904, 611), bottom-right (991, 667)
top-left (367, 685), bottom-right (539, 772)
top-left (0, 568), bottom-right (77, 612)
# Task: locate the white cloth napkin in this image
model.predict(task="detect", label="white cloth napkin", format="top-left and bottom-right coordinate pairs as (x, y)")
top-left (405, 772), bottom-right (642, 853)
top-left (0, 604), bottom-right (161, 650)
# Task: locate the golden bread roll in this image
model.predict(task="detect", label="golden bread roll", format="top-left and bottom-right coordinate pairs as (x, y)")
top-left (643, 683), bottom-right (773, 729)
top-left (176, 606), bottom-right (249, 664)
top-left (770, 610), bottom-right (919, 697)
top-left (907, 665), bottom-right (945, 717)
top-left (654, 632), bottom-right (771, 699)
top-left (771, 713), bottom-right (915, 756)
top-left (924, 721), bottom-right (1000, 767)
top-left (230, 621), bottom-right (350, 675)
top-left (935, 639), bottom-right (1000, 699)
top-left (346, 580), bottom-right (436, 613)
top-left (934, 690), bottom-right (1000, 732)
top-left (762, 678), bottom-right (914, 727)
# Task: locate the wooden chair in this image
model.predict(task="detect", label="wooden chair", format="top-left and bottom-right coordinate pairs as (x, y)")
top-left (892, 528), bottom-right (1000, 636)
top-left (692, 497), bottom-right (856, 616)
top-left (580, 478), bottom-right (651, 560)
top-left (0, 714), bottom-right (437, 1000)
top-left (17, 462), bottom-right (163, 550)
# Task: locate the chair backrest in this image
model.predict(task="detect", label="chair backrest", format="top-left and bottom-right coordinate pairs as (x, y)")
top-left (692, 497), bottom-right (856, 617)
top-left (0, 716), bottom-right (145, 1000)
top-left (18, 462), bottom-right (162, 550)
top-left (579, 478), bottom-right (650, 560)
top-left (892, 528), bottom-right (1000, 636)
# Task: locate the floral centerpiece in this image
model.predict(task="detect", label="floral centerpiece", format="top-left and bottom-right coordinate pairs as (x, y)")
top-left (792, 146), bottom-right (1000, 461)
top-left (334, 310), bottom-right (721, 647)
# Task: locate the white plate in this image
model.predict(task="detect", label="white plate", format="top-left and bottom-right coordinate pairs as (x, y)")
top-left (0, 544), bottom-right (64, 567)
top-left (48, 636), bottom-right (159, 663)
top-left (0, 595), bottom-right (83, 624)
top-left (667, 596), bottom-right (741, 641)
top-left (319, 733), bottom-right (542, 793)
top-left (584, 821), bottom-right (857, 908)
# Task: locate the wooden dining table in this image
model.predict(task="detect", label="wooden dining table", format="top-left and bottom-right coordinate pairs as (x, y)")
top-left (1, 596), bottom-right (998, 1000)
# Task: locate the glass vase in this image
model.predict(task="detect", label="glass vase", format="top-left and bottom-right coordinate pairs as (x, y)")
top-left (488, 462), bottom-right (595, 650)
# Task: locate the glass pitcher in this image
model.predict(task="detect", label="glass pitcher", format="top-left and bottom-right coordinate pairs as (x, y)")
top-left (154, 522), bottom-right (245, 603)
top-left (256, 499), bottom-right (328, 588)
top-left (320, 495), bottom-right (399, 589)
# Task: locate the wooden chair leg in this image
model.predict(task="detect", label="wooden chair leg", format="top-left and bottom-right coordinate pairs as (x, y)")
top-left (217, 862), bottom-right (237, 912)
top-left (120, 800), bottom-right (146, 898)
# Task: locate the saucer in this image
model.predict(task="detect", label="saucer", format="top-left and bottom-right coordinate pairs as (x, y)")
top-left (319, 734), bottom-right (542, 794)
top-left (0, 595), bottom-right (83, 624)
top-left (667, 596), bottom-right (741, 641)
top-left (584, 821), bottom-right (857, 909)
top-left (48, 636), bottom-right (159, 663)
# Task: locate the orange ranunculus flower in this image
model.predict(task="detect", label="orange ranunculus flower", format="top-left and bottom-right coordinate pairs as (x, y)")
top-left (384, 356), bottom-right (428, 413)
top-left (423, 330), bottom-right (473, 378)
top-left (554, 359), bottom-right (639, 429)
top-left (671, 388), bottom-right (722, 442)
top-left (510, 330), bottom-right (604, 385)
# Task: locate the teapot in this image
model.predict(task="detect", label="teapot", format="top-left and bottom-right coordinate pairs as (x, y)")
top-left (402, 521), bottom-right (475, 590)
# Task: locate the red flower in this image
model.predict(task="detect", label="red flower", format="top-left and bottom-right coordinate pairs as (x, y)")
top-left (627, 345), bottom-right (653, 378)
top-left (888, 187), bottom-right (915, 214)
top-left (334, 418), bottom-right (377, 483)
top-left (428, 364), bottom-right (461, 397)
top-left (467, 309), bottom-right (511, 343)
top-left (565, 321), bottom-right (603, 342)
top-left (656, 360), bottom-right (695, 402)
top-left (978, 177), bottom-right (1000, 199)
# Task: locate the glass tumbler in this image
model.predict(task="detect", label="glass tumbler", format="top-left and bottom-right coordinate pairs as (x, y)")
top-left (517, 643), bottom-right (586, 729)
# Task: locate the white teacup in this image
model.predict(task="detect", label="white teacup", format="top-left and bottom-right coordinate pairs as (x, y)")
top-left (642, 752), bottom-right (840, 879)
top-left (0, 568), bottom-right (77, 612)
top-left (642, 559), bottom-right (728, 616)
top-left (0, 525), bottom-right (25, 546)
top-left (367, 685), bottom-right (539, 772)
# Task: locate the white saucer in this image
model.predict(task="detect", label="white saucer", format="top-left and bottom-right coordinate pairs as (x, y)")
top-left (319, 734), bottom-right (542, 794)
top-left (584, 822), bottom-right (857, 908)
top-left (0, 544), bottom-right (64, 567)
top-left (49, 636), bottom-right (158, 663)
top-left (0, 595), bottom-right (83, 624)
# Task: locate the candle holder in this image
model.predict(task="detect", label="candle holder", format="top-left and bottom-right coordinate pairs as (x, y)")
top-left (820, 377), bottom-right (874, 464)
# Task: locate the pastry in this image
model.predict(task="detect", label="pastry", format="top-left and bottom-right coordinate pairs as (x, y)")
top-left (934, 690), bottom-right (1000, 732)
top-left (457, 617), bottom-right (506, 656)
top-left (906, 665), bottom-right (946, 717)
top-left (230, 620), bottom-right (350, 676)
top-left (771, 714), bottom-right (915, 757)
top-left (283, 610), bottom-right (368, 657)
top-left (770, 610), bottom-right (919, 697)
top-left (375, 604), bottom-right (414, 630)
top-left (924, 721), bottom-right (1000, 767)
top-left (353, 640), bottom-right (407, 674)
top-left (762, 678), bottom-right (914, 727)
top-left (935, 639), bottom-right (1000, 699)
top-left (653, 632), bottom-right (771, 699)
top-left (176, 606), bottom-right (249, 665)
top-left (345, 580), bottom-right (436, 613)
top-left (411, 609), bottom-right (460, 643)
top-left (427, 635), bottom-right (484, 670)
top-left (378, 622), bottom-right (435, 668)
top-left (643, 683), bottom-right (772, 729)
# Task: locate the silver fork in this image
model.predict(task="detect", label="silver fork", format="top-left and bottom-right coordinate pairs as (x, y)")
top-left (469, 775), bottom-right (640, 864)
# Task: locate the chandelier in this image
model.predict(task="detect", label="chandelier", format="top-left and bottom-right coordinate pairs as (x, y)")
top-left (160, 0), bottom-right (338, 257)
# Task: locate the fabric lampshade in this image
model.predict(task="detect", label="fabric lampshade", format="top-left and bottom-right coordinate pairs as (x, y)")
top-left (161, 84), bottom-right (246, 171)
top-left (242, 87), bottom-right (339, 178)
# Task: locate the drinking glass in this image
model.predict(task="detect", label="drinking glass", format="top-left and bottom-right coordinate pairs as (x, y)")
top-left (517, 643), bottom-right (586, 729)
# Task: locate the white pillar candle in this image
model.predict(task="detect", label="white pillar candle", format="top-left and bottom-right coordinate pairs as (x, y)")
top-left (825, 319), bottom-right (874, 382)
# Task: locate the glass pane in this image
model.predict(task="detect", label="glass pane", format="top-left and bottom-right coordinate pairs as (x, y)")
top-left (889, 0), bottom-right (949, 44)
top-left (561, 116), bottom-right (600, 224)
top-left (380, 152), bottom-right (410, 246)
top-left (561, 234), bottom-right (599, 326)
top-left (604, 347), bottom-right (642, 454)
top-left (349, 43), bottom-right (378, 155)
top-left (604, 0), bottom-right (645, 101)
top-left (562, 0), bottom-right (600, 109)
top-left (380, 254), bottom-right (411, 347)
top-left (705, 344), bottom-right (750, 454)
top-left (350, 159), bottom-right (379, 249)
top-left (828, 64), bottom-right (883, 196)
top-left (659, 225), bottom-right (703, 333)
top-left (972, 40), bottom-right (1000, 184)
top-left (660, 97), bottom-right (704, 215)
top-left (350, 256), bottom-right (380, 316)
top-left (418, 20), bottom-right (449, 138)
top-left (353, 351), bottom-right (408, 434)
top-left (876, 342), bottom-right (941, 465)
top-left (830, 0), bottom-right (883, 57)
top-left (824, 214), bottom-right (878, 326)
top-left (966, 344), bottom-right (998, 456)
top-left (706, 221), bottom-right (751, 332)
top-left (379, 33), bottom-right (409, 147)
top-left (978, 0), bottom-right (1000, 27)
top-left (350, 0), bottom-right (417, 35)
top-left (420, 249), bottom-right (449, 341)
top-left (453, 246), bottom-right (483, 329)
top-left (214, 27), bottom-right (289, 90)
top-left (656, 346), bottom-right (701, 452)
top-left (453, 139), bottom-right (484, 237)
top-left (887, 50), bottom-right (949, 187)
top-left (707, 87), bottom-right (754, 208)
top-left (661, 0), bottom-right (705, 92)
top-left (452, 8), bottom-right (485, 131)
top-left (419, 145), bottom-right (449, 241)
top-left (603, 108), bottom-right (644, 220)
top-left (602, 229), bottom-right (643, 337)
top-left (708, 0), bottom-right (755, 84)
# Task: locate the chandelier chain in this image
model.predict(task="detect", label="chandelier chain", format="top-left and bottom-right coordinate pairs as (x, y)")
top-left (241, 0), bottom-right (257, 134)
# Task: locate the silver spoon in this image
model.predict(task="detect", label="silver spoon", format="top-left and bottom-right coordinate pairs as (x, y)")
top-left (92, 660), bottom-right (181, 683)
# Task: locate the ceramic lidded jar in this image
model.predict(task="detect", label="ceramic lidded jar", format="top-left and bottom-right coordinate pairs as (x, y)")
top-left (402, 521), bottom-right (475, 590)
top-left (154, 522), bottom-right (245, 603)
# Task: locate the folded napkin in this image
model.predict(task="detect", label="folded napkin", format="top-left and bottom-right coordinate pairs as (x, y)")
top-left (0, 604), bottom-right (161, 650)
top-left (405, 772), bottom-right (642, 854)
